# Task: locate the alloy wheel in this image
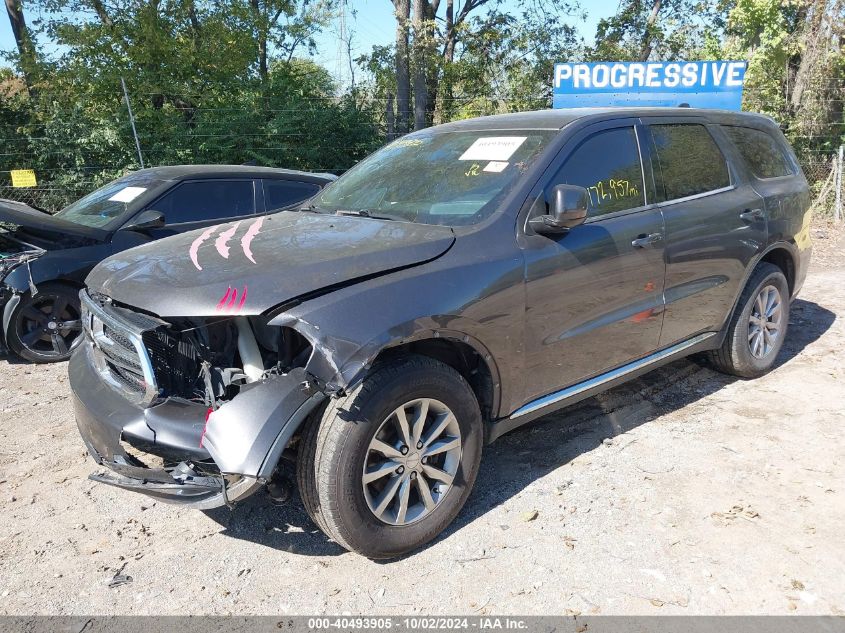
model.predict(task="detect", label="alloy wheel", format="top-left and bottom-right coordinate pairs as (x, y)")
top-left (17, 293), bottom-right (83, 357)
top-left (362, 398), bottom-right (462, 526)
top-left (748, 284), bottom-right (783, 359)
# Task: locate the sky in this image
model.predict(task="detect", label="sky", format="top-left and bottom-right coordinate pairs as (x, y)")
top-left (0, 0), bottom-right (620, 78)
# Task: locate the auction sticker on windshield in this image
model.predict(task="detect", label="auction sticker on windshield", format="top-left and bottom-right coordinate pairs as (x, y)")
top-left (460, 137), bottom-right (526, 161)
top-left (483, 161), bottom-right (509, 173)
top-left (108, 186), bottom-right (147, 203)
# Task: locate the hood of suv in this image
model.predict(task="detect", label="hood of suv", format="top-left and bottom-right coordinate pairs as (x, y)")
top-left (86, 211), bottom-right (455, 317)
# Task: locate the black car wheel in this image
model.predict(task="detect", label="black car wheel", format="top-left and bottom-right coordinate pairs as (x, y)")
top-left (7, 283), bottom-right (84, 363)
top-left (296, 355), bottom-right (483, 559)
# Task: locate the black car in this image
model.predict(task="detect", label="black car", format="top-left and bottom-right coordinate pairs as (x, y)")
top-left (0, 165), bottom-right (334, 362)
top-left (70, 108), bottom-right (811, 558)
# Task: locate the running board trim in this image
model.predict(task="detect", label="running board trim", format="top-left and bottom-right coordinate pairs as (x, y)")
top-left (509, 332), bottom-right (717, 420)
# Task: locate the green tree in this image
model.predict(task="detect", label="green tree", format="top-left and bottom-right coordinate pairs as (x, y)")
top-left (589, 0), bottom-right (731, 61)
top-left (362, 0), bottom-right (581, 131)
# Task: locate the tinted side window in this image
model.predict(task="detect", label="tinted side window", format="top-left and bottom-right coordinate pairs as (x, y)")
top-left (551, 127), bottom-right (645, 216)
top-left (650, 124), bottom-right (730, 201)
top-left (263, 179), bottom-right (321, 211)
top-left (152, 180), bottom-right (255, 224)
top-left (722, 126), bottom-right (793, 179)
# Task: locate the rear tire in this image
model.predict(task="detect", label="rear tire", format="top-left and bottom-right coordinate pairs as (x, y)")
top-left (296, 355), bottom-right (482, 559)
top-left (708, 262), bottom-right (789, 378)
top-left (6, 283), bottom-right (83, 363)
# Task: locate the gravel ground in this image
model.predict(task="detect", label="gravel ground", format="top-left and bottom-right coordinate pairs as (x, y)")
top-left (1, 222), bottom-right (843, 616)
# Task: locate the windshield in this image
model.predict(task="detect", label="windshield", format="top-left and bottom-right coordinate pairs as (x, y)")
top-left (311, 129), bottom-right (556, 226)
top-left (54, 174), bottom-right (165, 228)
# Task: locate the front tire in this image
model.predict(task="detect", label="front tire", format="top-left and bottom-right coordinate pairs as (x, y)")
top-left (6, 283), bottom-right (83, 363)
top-left (297, 355), bottom-right (483, 559)
top-left (709, 262), bottom-right (789, 378)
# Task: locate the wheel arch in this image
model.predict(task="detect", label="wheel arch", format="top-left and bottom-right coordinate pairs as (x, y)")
top-left (758, 245), bottom-right (796, 296)
top-left (368, 332), bottom-right (502, 423)
top-left (719, 241), bottom-right (798, 342)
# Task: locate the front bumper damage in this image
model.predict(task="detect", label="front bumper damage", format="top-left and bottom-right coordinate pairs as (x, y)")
top-left (70, 340), bottom-right (325, 508)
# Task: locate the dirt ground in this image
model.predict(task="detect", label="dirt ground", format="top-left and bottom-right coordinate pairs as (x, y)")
top-left (1, 221), bottom-right (843, 616)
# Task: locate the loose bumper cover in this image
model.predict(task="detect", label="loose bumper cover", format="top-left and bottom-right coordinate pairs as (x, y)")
top-left (70, 340), bottom-right (324, 509)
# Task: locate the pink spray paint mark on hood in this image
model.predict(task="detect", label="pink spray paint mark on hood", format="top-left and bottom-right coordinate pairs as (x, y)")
top-left (240, 217), bottom-right (264, 264)
top-left (214, 221), bottom-right (241, 259)
top-left (189, 226), bottom-right (218, 271)
top-left (215, 285), bottom-right (248, 314)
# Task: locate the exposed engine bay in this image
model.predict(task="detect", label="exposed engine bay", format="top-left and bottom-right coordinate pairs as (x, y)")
top-left (83, 289), bottom-right (314, 410)
top-left (0, 230), bottom-right (43, 278)
top-left (141, 313), bottom-right (313, 407)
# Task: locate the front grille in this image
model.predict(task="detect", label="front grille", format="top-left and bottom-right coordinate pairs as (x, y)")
top-left (81, 291), bottom-right (162, 405)
top-left (103, 323), bottom-right (135, 354)
top-left (111, 363), bottom-right (147, 392)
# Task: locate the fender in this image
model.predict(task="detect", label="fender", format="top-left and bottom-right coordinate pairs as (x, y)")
top-left (275, 313), bottom-right (503, 418)
top-left (2, 249), bottom-right (102, 292)
top-left (719, 240), bottom-right (800, 336)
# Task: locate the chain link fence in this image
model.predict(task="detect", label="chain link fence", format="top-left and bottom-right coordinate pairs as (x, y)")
top-left (0, 181), bottom-right (102, 213)
top-left (801, 153), bottom-right (843, 220)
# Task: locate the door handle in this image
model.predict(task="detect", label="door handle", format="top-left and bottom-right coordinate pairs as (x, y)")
top-left (740, 208), bottom-right (764, 222)
top-left (631, 232), bottom-right (663, 248)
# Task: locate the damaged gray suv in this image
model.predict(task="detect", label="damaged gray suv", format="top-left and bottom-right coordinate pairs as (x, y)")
top-left (70, 108), bottom-right (812, 558)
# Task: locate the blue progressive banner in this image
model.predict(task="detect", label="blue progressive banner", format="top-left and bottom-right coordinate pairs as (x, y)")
top-left (553, 61), bottom-right (747, 110)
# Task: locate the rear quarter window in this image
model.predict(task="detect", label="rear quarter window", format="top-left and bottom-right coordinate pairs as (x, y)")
top-left (649, 124), bottom-right (731, 202)
top-left (722, 126), bottom-right (793, 179)
top-left (263, 179), bottom-right (321, 212)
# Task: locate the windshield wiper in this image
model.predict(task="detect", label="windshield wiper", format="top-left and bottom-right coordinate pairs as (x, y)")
top-left (335, 209), bottom-right (407, 222)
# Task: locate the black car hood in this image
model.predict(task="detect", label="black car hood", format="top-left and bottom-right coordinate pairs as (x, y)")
top-left (87, 211), bottom-right (456, 317)
top-left (0, 198), bottom-right (106, 243)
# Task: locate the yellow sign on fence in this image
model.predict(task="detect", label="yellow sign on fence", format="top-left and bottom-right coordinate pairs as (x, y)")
top-left (10, 169), bottom-right (37, 188)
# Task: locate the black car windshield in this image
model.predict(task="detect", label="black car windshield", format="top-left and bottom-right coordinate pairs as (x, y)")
top-left (54, 174), bottom-right (165, 228)
top-left (311, 130), bottom-right (556, 226)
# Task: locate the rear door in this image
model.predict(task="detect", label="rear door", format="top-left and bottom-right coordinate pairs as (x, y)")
top-left (643, 117), bottom-right (767, 347)
top-left (520, 119), bottom-right (667, 404)
top-left (720, 124), bottom-right (806, 246)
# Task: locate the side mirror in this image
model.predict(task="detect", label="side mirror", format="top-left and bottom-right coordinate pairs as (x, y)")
top-left (528, 184), bottom-right (589, 235)
top-left (123, 209), bottom-right (165, 232)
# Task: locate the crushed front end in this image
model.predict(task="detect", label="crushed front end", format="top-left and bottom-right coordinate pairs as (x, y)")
top-left (70, 290), bottom-right (326, 508)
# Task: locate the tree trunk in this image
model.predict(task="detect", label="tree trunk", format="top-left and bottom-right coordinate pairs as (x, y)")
top-left (443, 0), bottom-right (456, 62)
top-left (639, 0), bottom-right (661, 61)
top-left (790, 0), bottom-right (828, 114)
top-left (4, 0), bottom-right (37, 96)
top-left (386, 93), bottom-right (396, 141)
top-left (250, 0), bottom-right (269, 85)
top-left (393, 0), bottom-right (411, 134)
top-left (89, 0), bottom-right (114, 27)
top-left (412, 0), bottom-right (427, 130)
top-left (433, 0), bottom-right (455, 125)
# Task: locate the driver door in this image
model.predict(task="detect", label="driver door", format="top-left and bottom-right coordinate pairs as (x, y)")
top-left (519, 120), bottom-right (667, 405)
top-left (142, 179), bottom-right (259, 239)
